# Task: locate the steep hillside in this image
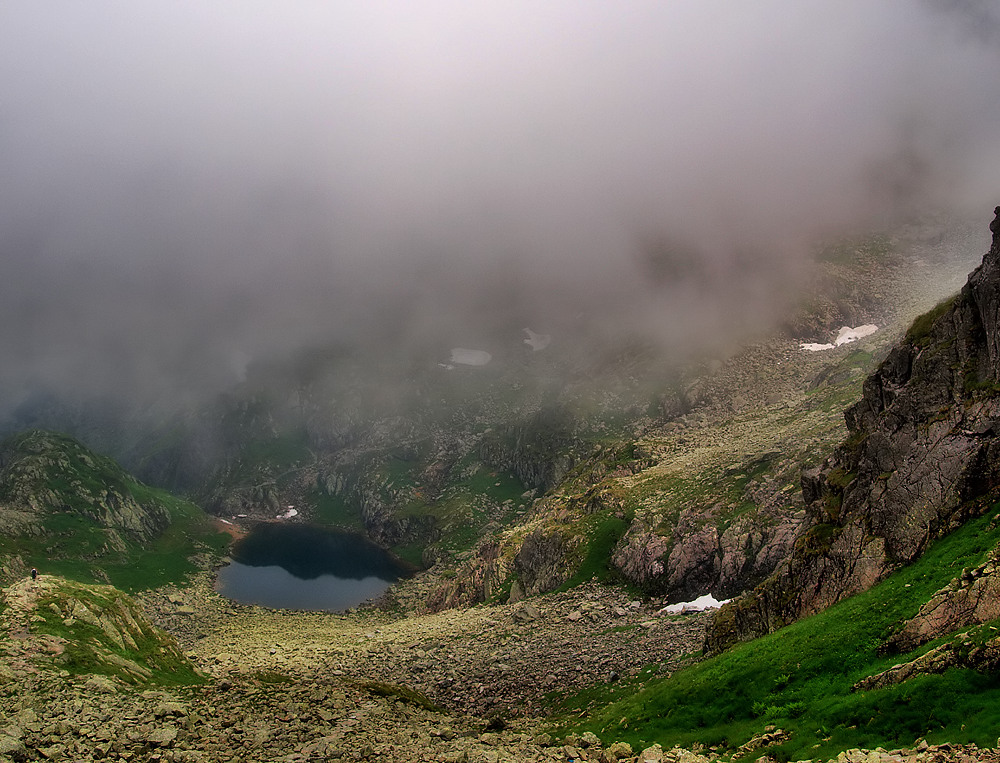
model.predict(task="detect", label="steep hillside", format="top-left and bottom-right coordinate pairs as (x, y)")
top-left (1, 217), bottom-right (999, 762)
top-left (0, 430), bottom-right (226, 589)
top-left (0, 429), bottom-right (170, 540)
top-left (423, 222), bottom-right (986, 609)
top-left (708, 207), bottom-right (1000, 652)
top-left (567, 501), bottom-right (1000, 757)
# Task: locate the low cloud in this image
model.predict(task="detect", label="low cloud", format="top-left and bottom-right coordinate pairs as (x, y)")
top-left (0, 1), bottom-right (998, 410)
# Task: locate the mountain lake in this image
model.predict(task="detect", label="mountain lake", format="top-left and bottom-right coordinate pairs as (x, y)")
top-left (215, 523), bottom-right (414, 611)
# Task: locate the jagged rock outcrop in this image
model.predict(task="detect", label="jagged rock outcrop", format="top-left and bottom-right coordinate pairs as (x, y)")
top-left (613, 521), bottom-right (672, 587)
top-left (1, 575), bottom-right (197, 684)
top-left (513, 527), bottom-right (580, 596)
top-left (609, 507), bottom-right (810, 604)
top-left (707, 207), bottom-right (1000, 653)
top-left (424, 538), bottom-right (510, 610)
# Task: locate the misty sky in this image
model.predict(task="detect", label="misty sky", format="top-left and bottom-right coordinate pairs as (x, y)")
top-left (1, 1), bottom-right (998, 407)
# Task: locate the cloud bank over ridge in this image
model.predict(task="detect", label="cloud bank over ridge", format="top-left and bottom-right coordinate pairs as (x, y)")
top-left (0, 1), bottom-right (998, 406)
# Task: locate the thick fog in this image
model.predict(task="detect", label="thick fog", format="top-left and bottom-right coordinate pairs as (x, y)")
top-left (1, 1), bottom-right (998, 409)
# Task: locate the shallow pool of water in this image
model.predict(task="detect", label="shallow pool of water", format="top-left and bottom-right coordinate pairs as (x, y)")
top-left (215, 523), bottom-right (412, 611)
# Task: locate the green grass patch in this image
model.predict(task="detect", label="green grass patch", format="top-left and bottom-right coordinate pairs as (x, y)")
top-left (391, 540), bottom-right (427, 568)
top-left (4, 488), bottom-right (228, 592)
top-left (100, 492), bottom-right (230, 591)
top-left (0, 430), bottom-right (228, 590)
top-left (310, 484), bottom-right (365, 530)
top-left (399, 457), bottom-right (526, 556)
top-left (555, 504), bottom-right (1000, 758)
top-left (635, 453), bottom-right (786, 542)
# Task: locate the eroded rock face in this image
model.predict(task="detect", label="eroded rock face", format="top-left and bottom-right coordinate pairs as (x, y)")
top-left (663, 517), bottom-right (720, 598)
top-left (612, 522), bottom-right (671, 587)
top-left (1, 576), bottom-right (195, 685)
top-left (707, 207), bottom-right (1000, 653)
top-left (424, 539), bottom-right (511, 610)
top-left (478, 409), bottom-right (578, 491)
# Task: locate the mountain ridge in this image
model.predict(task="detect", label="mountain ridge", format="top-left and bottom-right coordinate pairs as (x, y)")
top-left (707, 206), bottom-right (1000, 653)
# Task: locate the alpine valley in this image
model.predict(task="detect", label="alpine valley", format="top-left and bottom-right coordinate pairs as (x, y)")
top-left (5, 210), bottom-right (1000, 762)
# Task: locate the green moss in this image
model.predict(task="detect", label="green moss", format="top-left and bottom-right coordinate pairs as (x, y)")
top-left (963, 368), bottom-right (1000, 395)
top-left (826, 468), bottom-right (856, 490)
top-left (795, 522), bottom-right (841, 558)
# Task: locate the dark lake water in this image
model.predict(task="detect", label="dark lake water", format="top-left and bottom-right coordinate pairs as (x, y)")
top-left (215, 523), bottom-right (413, 611)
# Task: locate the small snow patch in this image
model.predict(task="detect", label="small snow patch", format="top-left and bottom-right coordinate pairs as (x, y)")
top-left (449, 348), bottom-right (492, 366)
top-left (658, 593), bottom-right (730, 615)
top-left (523, 328), bottom-right (552, 351)
top-left (800, 324), bottom-right (878, 352)
top-left (834, 324), bottom-right (877, 345)
top-left (276, 506), bottom-right (298, 520)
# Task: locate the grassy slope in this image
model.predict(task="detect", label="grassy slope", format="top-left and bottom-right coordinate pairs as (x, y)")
top-left (312, 450), bottom-right (529, 567)
top-left (498, 343), bottom-right (882, 602)
top-left (556, 503), bottom-right (1000, 759)
top-left (100, 486), bottom-right (229, 591)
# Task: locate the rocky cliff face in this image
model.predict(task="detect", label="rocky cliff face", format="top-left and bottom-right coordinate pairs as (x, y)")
top-left (706, 207), bottom-right (1000, 653)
